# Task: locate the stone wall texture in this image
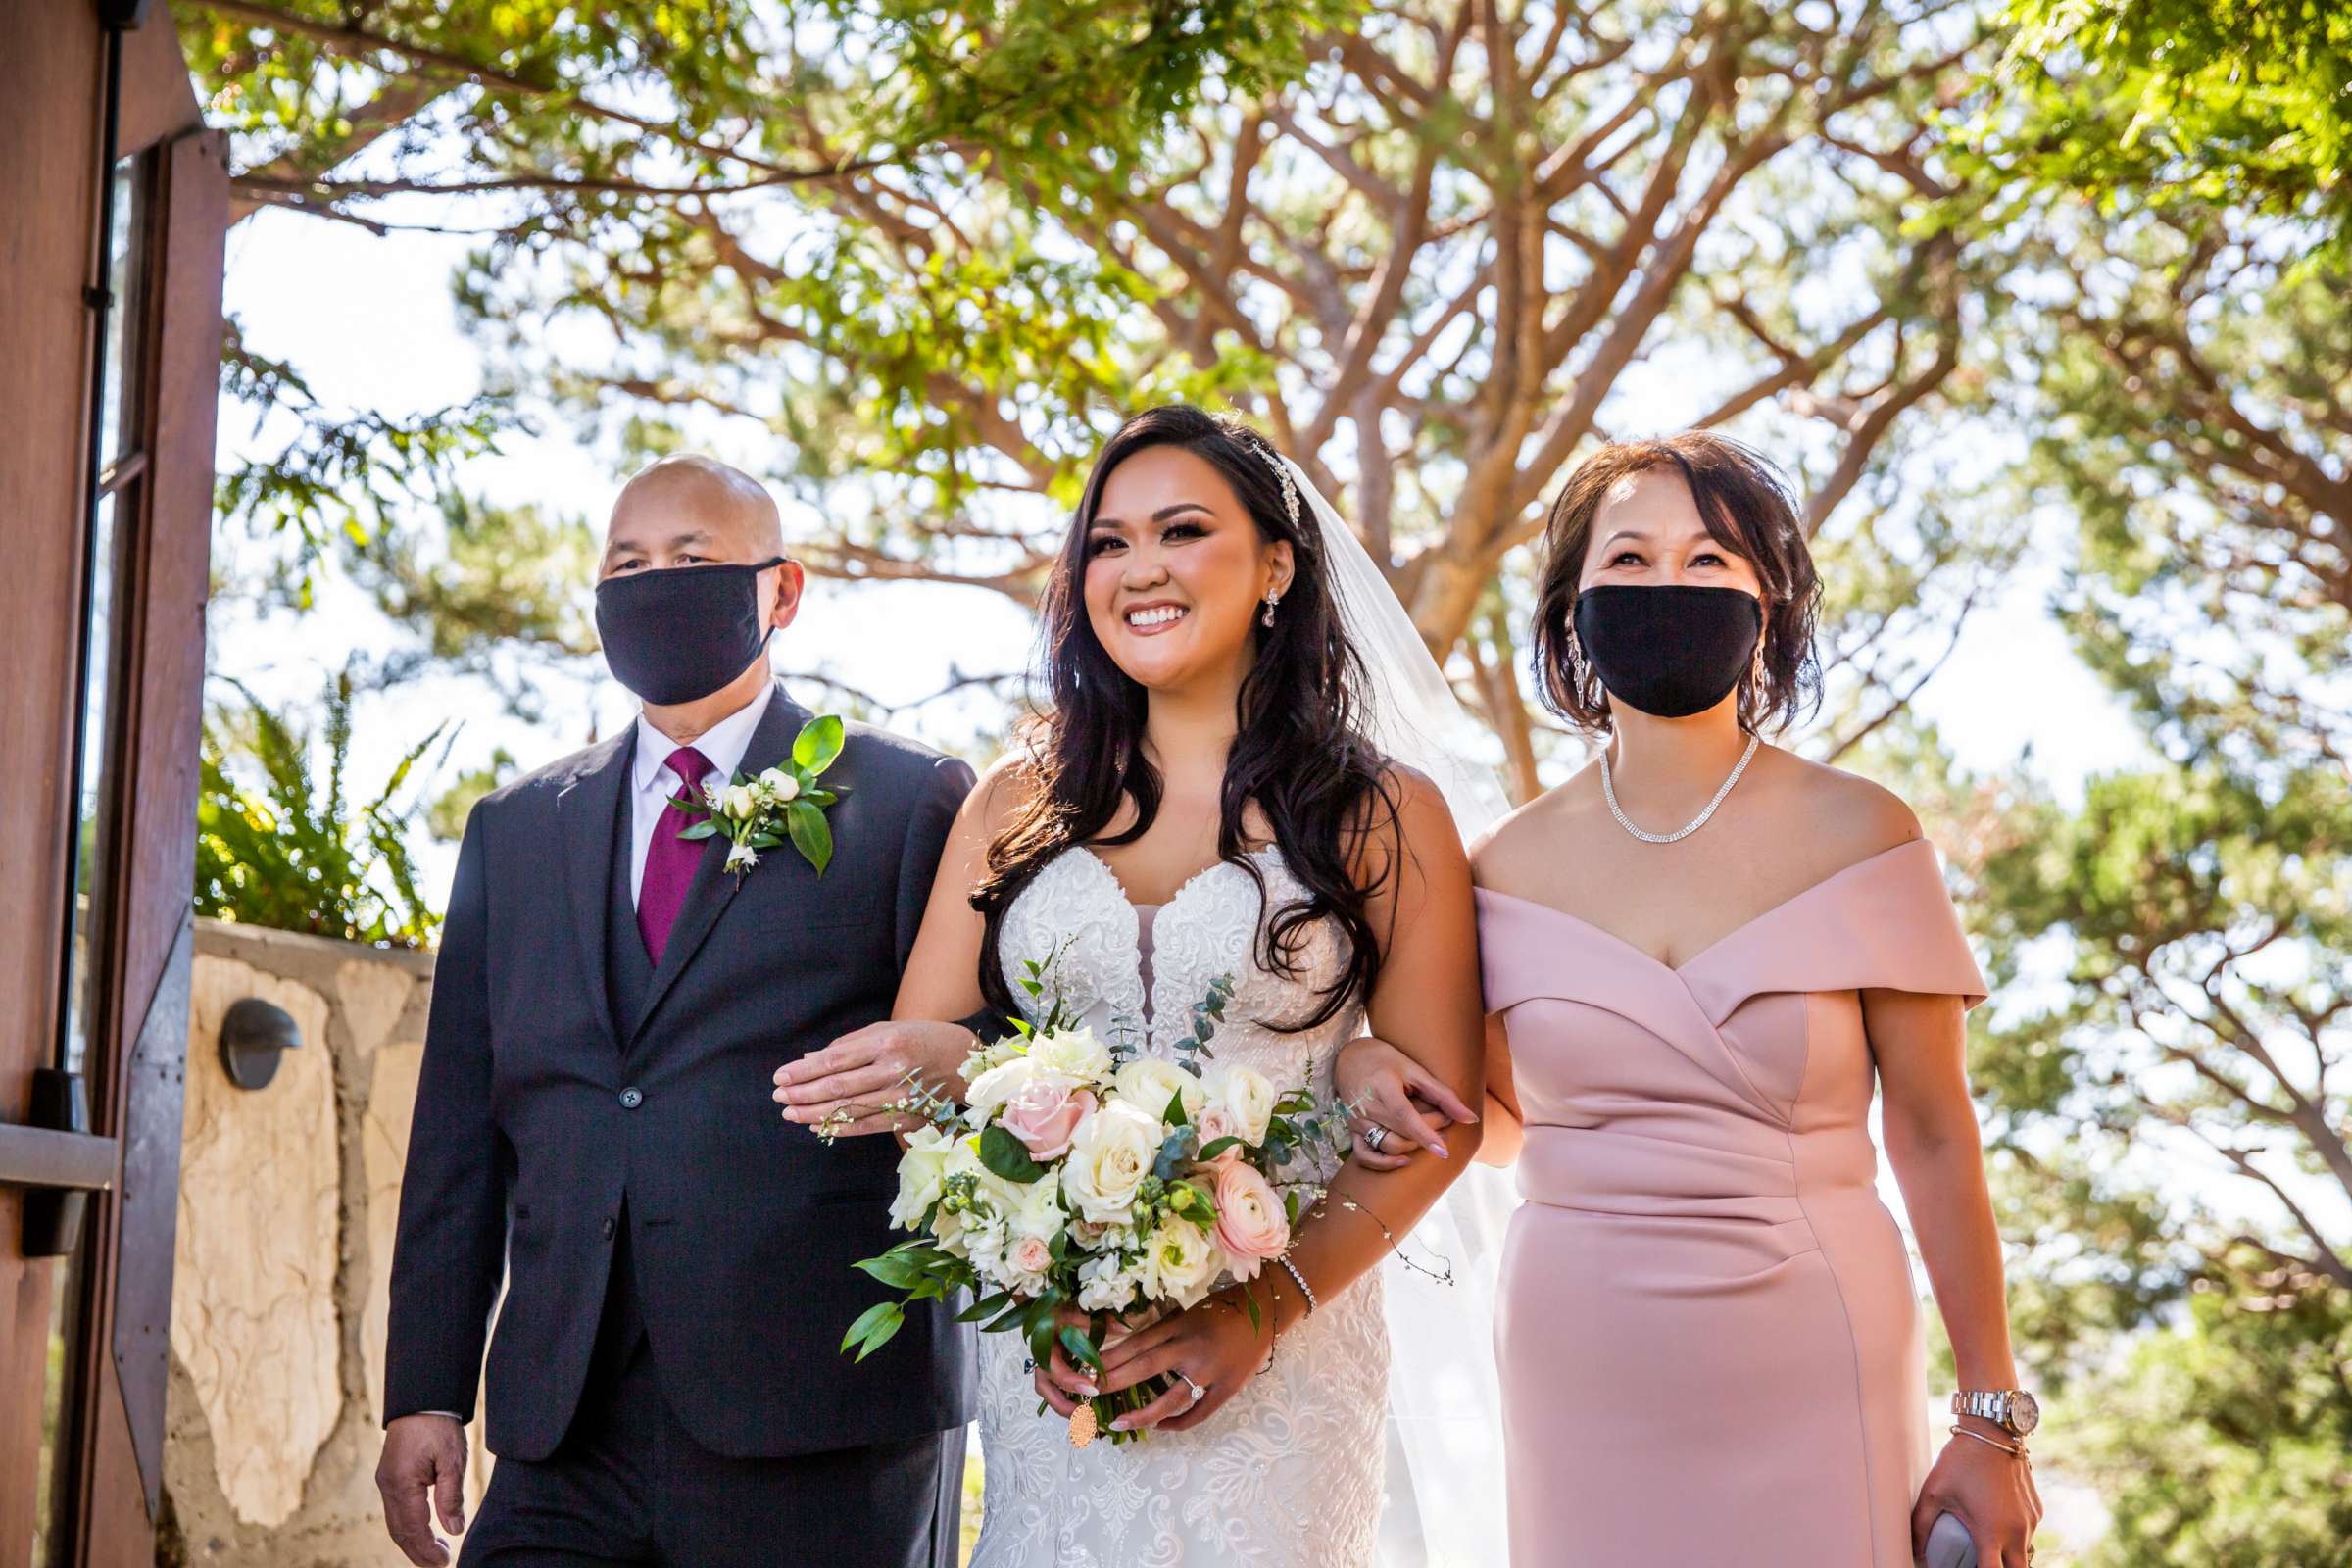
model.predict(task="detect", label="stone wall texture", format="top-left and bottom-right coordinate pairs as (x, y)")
top-left (162, 921), bottom-right (490, 1567)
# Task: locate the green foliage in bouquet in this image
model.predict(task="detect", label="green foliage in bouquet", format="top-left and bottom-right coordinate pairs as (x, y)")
top-left (839, 959), bottom-right (1348, 1446)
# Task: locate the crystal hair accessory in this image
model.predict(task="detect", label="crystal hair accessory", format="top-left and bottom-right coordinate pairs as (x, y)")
top-left (1251, 440), bottom-right (1300, 528)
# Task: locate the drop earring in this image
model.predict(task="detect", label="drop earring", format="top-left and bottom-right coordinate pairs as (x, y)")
top-left (1261, 592), bottom-right (1281, 628)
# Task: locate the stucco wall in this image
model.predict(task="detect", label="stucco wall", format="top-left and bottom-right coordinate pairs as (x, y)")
top-left (161, 920), bottom-right (491, 1566)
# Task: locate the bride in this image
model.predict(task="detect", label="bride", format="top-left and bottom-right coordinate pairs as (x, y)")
top-left (777, 404), bottom-right (1487, 1565)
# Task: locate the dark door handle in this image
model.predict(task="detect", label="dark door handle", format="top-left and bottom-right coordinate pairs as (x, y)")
top-left (5, 1068), bottom-right (116, 1256)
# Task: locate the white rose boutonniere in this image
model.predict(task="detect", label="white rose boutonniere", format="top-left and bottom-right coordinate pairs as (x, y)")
top-left (674, 712), bottom-right (850, 878)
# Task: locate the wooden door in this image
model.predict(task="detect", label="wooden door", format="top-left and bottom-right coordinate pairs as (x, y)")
top-left (0, 6), bottom-right (225, 1566)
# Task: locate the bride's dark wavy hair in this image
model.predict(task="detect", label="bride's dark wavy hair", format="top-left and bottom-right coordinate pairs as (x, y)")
top-left (972, 405), bottom-right (1399, 1031)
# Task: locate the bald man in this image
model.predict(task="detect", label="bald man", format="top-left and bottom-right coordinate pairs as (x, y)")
top-left (378, 456), bottom-right (975, 1568)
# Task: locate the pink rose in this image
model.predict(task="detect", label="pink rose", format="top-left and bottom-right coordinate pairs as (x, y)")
top-left (1195, 1104), bottom-right (1243, 1159)
top-left (1010, 1234), bottom-right (1054, 1276)
top-left (1001, 1079), bottom-right (1097, 1161)
top-left (1210, 1159), bottom-right (1291, 1279)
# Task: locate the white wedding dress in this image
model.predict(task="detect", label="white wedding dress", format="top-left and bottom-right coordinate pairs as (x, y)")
top-left (970, 843), bottom-right (1389, 1568)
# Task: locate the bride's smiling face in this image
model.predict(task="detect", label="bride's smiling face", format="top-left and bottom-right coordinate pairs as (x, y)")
top-left (1083, 444), bottom-right (1293, 693)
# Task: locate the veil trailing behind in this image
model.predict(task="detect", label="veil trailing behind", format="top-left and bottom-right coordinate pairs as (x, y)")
top-left (1282, 457), bottom-right (1516, 1568)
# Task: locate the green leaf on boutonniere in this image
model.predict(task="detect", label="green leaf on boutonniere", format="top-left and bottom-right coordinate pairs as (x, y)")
top-left (793, 713), bottom-right (845, 774)
top-left (786, 798), bottom-right (833, 875)
top-left (978, 1122), bottom-right (1047, 1183)
top-left (678, 820), bottom-right (720, 840)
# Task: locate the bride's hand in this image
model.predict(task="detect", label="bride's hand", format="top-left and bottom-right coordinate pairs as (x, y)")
top-left (1031, 1305), bottom-right (1100, 1415)
top-left (1332, 1034), bottom-right (1472, 1170)
top-left (1095, 1290), bottom-right (1271, 1435)
top-left (773, 1020), bottom-right (976, 1135)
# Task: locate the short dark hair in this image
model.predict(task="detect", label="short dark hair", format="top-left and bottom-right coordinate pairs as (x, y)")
top-left (1530, 431), bottom-right (1822, 734)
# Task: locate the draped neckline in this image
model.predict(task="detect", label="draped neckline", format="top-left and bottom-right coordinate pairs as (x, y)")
top-left (1473, 838), bottom-right (1925, 977)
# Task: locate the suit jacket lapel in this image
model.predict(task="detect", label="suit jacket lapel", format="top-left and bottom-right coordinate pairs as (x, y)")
top-left (627, 684), bottom-right (812, 1048)
top-left (553, 729), bottom-right (635, 1050)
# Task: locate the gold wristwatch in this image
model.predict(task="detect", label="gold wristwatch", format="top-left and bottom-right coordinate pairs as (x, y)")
top-left (1951, 1388), bottom-right (2040, 1438)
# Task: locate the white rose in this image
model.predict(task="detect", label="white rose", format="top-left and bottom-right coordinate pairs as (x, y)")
top-left (1008, 1171), bottom-right (1065, 1243)
top-left (722, 782), bottom-right (760, 820)
top-left (1115, 1057), bottom-right (1206, 1124)
top-left (962, 1054), bottom-right (1040, 1120)
top-left (889, 1125), bottom-right (956, 1230)
top-left (941, 1132), bottom-right (990, 1189)
top-left (1202, 1062), bottom-right (1278, 1147)
top-left (959, 1038), bottom-right (1020, 1083)
top-left (1060, 1099), bottom-right (1161, 1224)
top-left (1026, 1028), bottom-right (1112, 1084)
top-left (1138, 1218), bottom-right (1219, 1309)
top-left (758, 766), bottom-right (801, 803)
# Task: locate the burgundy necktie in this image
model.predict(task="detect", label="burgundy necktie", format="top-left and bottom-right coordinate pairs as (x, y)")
top-left (637, 745), bottom-right (714, 964)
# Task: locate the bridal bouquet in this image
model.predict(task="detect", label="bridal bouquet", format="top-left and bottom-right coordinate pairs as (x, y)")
top-left (838, 960), bottom-right (1341, 1445)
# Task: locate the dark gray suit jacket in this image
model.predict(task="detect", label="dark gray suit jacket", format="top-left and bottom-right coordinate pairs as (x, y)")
top-left (383, 683), bottom-right (978, 1460)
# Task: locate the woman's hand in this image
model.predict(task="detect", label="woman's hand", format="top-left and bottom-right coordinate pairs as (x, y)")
top-left (1093, 1290), bottom-right (1273, 1435)
top-left (1331, 1034), bottom-right (1474, 1170)
top-left (772, 1020), bottom-right (976, 1135)
top-left (1909, 1425), bottom-right (2044, 1568)
top-left (1031, 1305), bottom-right (1100, 1416)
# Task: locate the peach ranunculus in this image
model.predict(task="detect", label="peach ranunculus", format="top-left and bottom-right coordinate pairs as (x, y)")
top-left (1000, 1079), bottom-right (1098, 1162)
top-left (1209, 1158), bottom-right (1291, 1278)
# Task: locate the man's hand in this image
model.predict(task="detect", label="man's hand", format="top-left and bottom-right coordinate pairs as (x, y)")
top-left (376, 1413), bottom-right (468, 1566)
top-left (772, 1019), bottom-right (977, 1136)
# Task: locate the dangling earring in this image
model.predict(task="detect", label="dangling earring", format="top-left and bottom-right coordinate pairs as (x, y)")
top-left (1565, 624), bottom-right (1590, 690)
top-left (1261, 592), bottom-right (1281, 628)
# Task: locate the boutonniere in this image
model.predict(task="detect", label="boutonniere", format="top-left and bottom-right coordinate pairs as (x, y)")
top-left (674, 713), bottom-right (851, 878)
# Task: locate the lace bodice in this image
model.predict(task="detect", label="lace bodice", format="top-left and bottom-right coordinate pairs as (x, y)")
top-left (970, 844), bottom-right (1389, 1568)
top-left (997, 845), bottom-right (1360, 1108)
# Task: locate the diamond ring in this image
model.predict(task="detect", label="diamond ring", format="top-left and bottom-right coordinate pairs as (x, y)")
top-left (1362, 1124), bottom-right (1390, 1152)
top-left (1177, 1371), bottom-right (1205, 1406)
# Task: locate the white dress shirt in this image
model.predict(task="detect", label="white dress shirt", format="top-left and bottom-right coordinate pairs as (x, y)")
top-left (628, 683), bottom-right (773, 907)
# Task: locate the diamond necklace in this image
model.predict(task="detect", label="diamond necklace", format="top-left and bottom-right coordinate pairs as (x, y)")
top-left (1599, 732), bottom-right (1760, 845)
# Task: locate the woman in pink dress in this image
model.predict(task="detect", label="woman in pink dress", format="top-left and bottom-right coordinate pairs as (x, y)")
top-left (1340, 433), bottom-right (2044, 1566)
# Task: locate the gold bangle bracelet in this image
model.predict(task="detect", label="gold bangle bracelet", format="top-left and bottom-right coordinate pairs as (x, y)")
top-left (1949, 1423), bottom-right (2030, 1461)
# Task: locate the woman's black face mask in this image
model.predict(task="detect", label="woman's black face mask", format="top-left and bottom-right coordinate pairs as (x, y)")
top-left (1571, 584), bottom-right (1763, 720)
top-left (594, 557), bottom-right (786, 706)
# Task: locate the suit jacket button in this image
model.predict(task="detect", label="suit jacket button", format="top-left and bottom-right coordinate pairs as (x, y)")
top-left (618, 1087), bottom-right (644, 1109)
top-left (601, 1215), bottom-right (616, 1241)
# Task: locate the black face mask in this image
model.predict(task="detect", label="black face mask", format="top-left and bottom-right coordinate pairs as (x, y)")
top-left (1571, 584), bottom-right (1763, 719)
top-left (594, 557), bottom-right (786, 705)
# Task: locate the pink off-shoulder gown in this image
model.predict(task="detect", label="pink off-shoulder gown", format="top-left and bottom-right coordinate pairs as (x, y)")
top-left (1481, 838), bottom-right (1988, 1567)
